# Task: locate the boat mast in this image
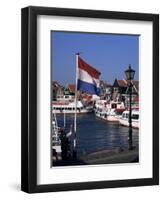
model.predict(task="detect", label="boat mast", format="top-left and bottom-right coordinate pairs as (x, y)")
top-left (53, 111), bottom-right (59, 141)
top-left (63, 107), bottom-right (66, 128)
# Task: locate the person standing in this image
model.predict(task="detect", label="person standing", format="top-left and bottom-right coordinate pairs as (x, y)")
top-left (60, 128), bottom-right (68, 160)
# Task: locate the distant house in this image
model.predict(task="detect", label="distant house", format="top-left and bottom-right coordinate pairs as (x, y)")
top-left (52, 81), bottom-right (63, 101)
top-left (67, 84), bottom-right (75, 95)
top-left (112, 79), bottom-right (139, 107)
top-left (61, 84), bottom-right (76, 101)
top-left (132, 96), bottom-right (139, 109)
top-left (100, 81), bottom-right (112, 100)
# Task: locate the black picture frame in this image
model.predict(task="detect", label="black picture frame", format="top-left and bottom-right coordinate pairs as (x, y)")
top-left (21, 6), bottom-right (159, 193)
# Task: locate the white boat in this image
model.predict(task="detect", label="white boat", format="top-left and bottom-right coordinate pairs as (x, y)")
top-left (52, 112), bottom-right (61, 158)
top-left (52, 100), bottom-right (93, 114)
top-left (52, 111), bottom-right (74, 161)
top-left (94, 100), bottom-right (125, 122)
top-left (119, 110), bottom-right (139, 129)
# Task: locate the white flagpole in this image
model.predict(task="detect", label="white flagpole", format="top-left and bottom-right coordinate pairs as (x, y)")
top-left (74, 53), bottom-right (79, 132)
top-left (73, 53), bottom-right (79, 158)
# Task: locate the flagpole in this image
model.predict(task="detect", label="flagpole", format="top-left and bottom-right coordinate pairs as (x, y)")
top-left (73, 53), bottom-right (79, 158)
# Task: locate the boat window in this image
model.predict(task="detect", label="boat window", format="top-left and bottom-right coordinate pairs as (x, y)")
top-left (126, 113), bottom-right (129, 118)
top-left (112, 104), bottom-right (117, 109)
top-left (114, 88), bottom-right (118, 92)
top-left (116, 110), bottom-right (123, 115)
top-left (122, 113), bottom-right (125, 118)
top-left (132, 114), bottom-right (139, 120)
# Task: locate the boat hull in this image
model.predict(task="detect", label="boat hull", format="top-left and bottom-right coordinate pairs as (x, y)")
top-left (119, 118), bottom-right (139, 129)
top-left (95, 112), bottom-right (119, 122)
top-left (52, 109), bottom-right (93, 114)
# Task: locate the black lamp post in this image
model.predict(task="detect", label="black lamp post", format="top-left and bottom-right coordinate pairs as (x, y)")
top-left (125, 65), bottom-right (135, 150)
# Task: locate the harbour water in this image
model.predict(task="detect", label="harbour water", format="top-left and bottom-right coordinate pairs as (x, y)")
top-left (56, 113), bottom-right (139, 157)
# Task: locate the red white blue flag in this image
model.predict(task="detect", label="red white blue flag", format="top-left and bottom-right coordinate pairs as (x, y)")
top-left (77, 56), bottom-right (101, 96)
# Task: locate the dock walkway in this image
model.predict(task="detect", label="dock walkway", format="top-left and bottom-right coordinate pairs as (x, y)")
top-left (53, 148), bottom-right (139, 166)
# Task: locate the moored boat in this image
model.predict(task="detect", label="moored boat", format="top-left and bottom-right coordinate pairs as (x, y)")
top-left (94, 100), bottom-right (125, 122)
top-left (51, 112), bottom-right (62, 161)
top-left (52, 112), bottom-right (74, 161)
top-left (119, 110), bottom-right (139, 129)
top-left (52, 100), bottom-right (93, 114)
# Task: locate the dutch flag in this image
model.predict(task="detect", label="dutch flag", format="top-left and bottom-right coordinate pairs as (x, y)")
top-left (77, 56), bottom-right (101, 96)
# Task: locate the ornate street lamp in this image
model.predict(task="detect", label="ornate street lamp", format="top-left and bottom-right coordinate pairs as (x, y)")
top-left (125, 65), bottom-right (135, 150)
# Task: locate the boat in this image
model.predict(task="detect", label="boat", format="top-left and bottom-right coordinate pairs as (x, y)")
top-left (52, 112), bottom-right (61, 160)
top-left (94, 100), bottom-right (125, 122)
top-left (52, 112), bottom-right (75, 161)
top-left (119, 110), bottom-right (139, 129)
top-left (52, 100), bottom-right (93, 114)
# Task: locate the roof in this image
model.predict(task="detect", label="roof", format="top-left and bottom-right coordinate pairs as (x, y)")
top-left (52, 80), bottom-right (60, 88)
top-left (133, 96), bottom-right (139, 102)
top-left (113, 79), bottom-right (139, 90)
top-left (131, 80), bottom-right (139, 91)
top-left (68, 84), bottom-right (75, 93)
top-left (117, 79), bottom-right (128, 87)
top-left (113, 79), bottom-right (127, 87)
top-left (100, 80), bottom-right (112, 87)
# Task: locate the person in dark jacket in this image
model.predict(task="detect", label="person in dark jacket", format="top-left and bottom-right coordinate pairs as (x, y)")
top-left (60, 128), bottom-right (69, 160)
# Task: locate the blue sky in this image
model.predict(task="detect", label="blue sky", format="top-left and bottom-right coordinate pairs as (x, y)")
top-left (51, 31), bottom-right (139, 86)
